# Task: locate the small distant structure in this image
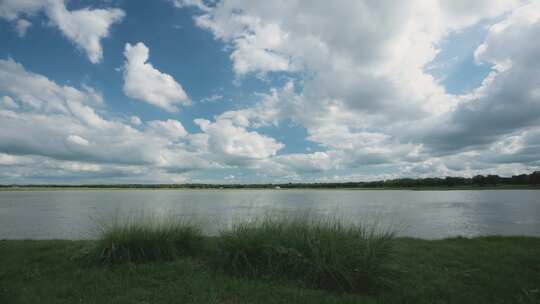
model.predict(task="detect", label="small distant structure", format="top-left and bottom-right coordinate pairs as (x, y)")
top-left (275, 186), bottom-right (281, 189)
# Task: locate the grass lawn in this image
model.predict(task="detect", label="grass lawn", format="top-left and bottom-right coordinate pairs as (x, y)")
top-left (1, 236), bottom-right (539, 304)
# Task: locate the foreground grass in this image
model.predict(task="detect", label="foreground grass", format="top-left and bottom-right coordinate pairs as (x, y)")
top-left (1, 237), bottom-right (539, 303)
top-left (84, 213), bottom-right (396, 294)
top-left (213, 215), bottom-right (395, 293)
top-left (94, 214), bottom-right (203, 264)
top-left (90, 214), bottom-right (396, 293)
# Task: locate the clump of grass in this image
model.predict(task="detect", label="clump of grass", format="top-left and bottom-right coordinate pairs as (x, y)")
top-left (94, 213), bottom-right (203, 264)
top-left (213, 213), bottom-right (396, 293)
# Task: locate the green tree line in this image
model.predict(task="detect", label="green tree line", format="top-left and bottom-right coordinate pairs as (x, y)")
top-left (2, 171), bottom-right (539, 189)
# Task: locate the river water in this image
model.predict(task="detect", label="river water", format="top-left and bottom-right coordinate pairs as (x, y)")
top-left (0, 189), bottom-right (539, 239)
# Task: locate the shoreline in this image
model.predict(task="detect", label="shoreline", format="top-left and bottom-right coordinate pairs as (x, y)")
top-left (2, 234), bottom-right (540, 241)
top-left (1, 185), bottom-right (540, 191)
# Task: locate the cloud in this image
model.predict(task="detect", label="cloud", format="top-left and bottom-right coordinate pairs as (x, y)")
top-left (185, 0), bottom-right (539, 177)
top-left (0, 0), bottom-right (44, 21)
top-left (413, 2), bottom-right (540, 154)
top-left (14, 19), bottom-right (31, 37)
top-left (194, 116), bottom-right (284, 164)
top-left (0, 58), bottom-right (103, 112)
top-left (130, 116), bottom-right (142, 125)
top-left (1, 96), bottom-right (19, 109)
top-left (170, 0), bottom-right (210, 12)
top-left (0, 58), bottom-right (207, 171)
top-left (274, 152), bottom-right (337, 173)
top-left (193, 0), bottom-right (526, 119)
top-left (196, 13), bottom-right (294, 76)
top-left (0, 153), bottom-right (182, 184)
top-left (66, 134), bottom-right (90, 147)
top-left (46, 0), bottom-right (125, 64)
top-left (0, 0), bottom-right (124, 63)
top-left (147, 119), bottom-right (188, 140)
top-left (0, 58), bottom-right (286, 182)
top-left (200, 94), bottom-right (223, 103)
top-left (123, 42), bottom-right (190, 112)
top-left (0, 153), bottom-right (33, 166)
top-left (2, 1), bottom-right (540, 182)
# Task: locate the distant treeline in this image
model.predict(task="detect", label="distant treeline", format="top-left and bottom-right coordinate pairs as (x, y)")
top-left (1, 171), bottom-right (539, 189)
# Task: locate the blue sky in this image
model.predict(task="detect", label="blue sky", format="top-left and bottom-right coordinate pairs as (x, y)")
top-left (0, 0), bottom-right (539, 184)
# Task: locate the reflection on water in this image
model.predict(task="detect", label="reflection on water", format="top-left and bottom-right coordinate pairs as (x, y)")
top-left (0, 190), bottom-right (539, 239)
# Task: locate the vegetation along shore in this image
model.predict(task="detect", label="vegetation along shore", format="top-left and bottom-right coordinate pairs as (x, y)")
top-left (1, 214), bottom-right (539, 303)
top-left (1, 171), bottom-right (539, 190)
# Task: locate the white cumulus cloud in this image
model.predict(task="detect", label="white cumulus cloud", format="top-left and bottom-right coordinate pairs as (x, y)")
top-left (147, 119), bottom-right (188, 140)
top-left (183, 0), bottom-right (540, 177)
top-left (123, 42), bottom-right (190, 112)
top-left (194, 117), bottom-right (283, 163)
top-left (46, 0), bottom-right (125, 64)
top-left (0, 0), bottom-right (124, 63)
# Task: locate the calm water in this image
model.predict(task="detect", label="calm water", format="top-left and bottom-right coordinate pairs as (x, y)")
top-left (0, 189), bottom-right (539, 240)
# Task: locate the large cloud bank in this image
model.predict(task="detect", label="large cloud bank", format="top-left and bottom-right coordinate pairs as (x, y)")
top-left (1, 0), bottom-right (539, 183)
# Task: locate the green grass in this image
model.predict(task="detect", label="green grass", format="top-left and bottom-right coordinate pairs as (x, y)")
top-left (1, 214), bottom-right (539, 303)
top-left (92, 214), bottom-right (204, 264)
top-left (1, 237), bottom-right (539, 303)
top-left (91, 213), bottom-right (396, 293)
top-left (213, 214), bottom-right (396, 293)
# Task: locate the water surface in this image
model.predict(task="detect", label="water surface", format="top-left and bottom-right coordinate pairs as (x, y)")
top-left (0, 189), bottom-right (539, 239)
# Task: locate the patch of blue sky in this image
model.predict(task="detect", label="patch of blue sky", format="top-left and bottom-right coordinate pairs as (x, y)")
top-left (426, 21), bottom-right (494, 95)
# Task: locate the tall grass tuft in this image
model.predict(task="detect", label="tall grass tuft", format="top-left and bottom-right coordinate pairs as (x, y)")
top-left (94, 213), bottom-right (203, 264)
top-left (213, 213), bottom-right (396, 293)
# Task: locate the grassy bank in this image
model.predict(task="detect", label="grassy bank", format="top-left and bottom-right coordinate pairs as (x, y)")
top-left (211, 215), bottom-right (396, 293)
top-left (94, 214), bottom-right (203, 264)
top-left (87, 214), bottom-right (396, 293)
top-left (1, 213), bottom-right (539, 303)
top-left (1, 237), bottom-right (539, 303)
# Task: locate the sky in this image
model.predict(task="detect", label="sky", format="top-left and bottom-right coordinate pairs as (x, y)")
top-left (0, 0), bottom-right (539, 184)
